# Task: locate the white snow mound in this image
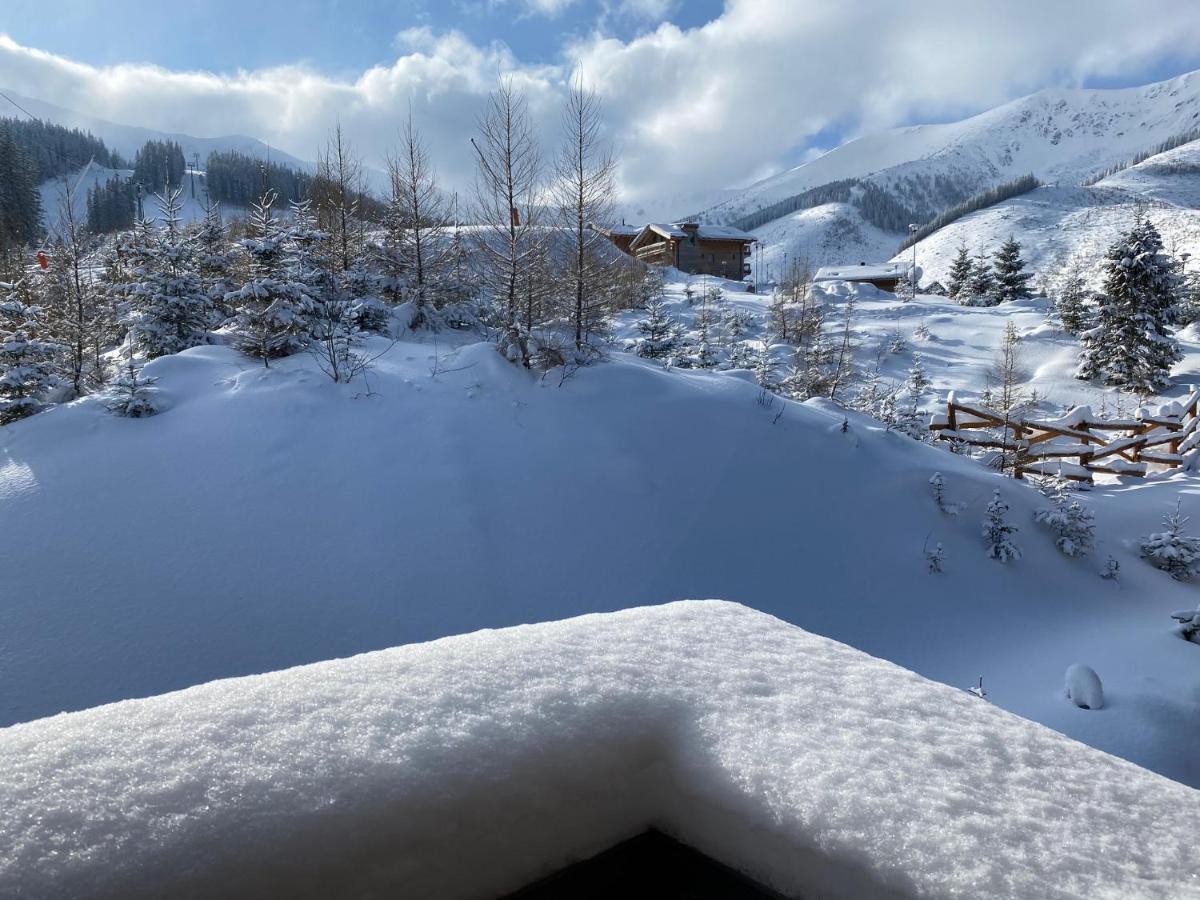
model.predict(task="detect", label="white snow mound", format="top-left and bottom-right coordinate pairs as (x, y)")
top-left (0, 601), bottom-right (1195, 900)
top-left (1065, 663), bottom-right (1105, 710)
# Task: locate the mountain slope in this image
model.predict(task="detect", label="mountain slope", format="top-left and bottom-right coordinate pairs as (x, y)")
top-left (692, 70), bottom-right (1200, 276)
top-left (894, 140), bottom-right (1200, 285)
top-left (2, 89), bottom-right (313, 173)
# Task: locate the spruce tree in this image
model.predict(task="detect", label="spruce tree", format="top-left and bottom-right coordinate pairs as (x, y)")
top-left (0, 282), bottom-right (61, 424)
top-left (226, 191), bottom-right (309, 365)
top-left (124, 190), bottom-right (212, 358)
top-left (991, 235), bottom-right (1033, 303)
top-left (1139, 499), bottom-right (1200, 580)
top-left (1034, 475), bottom-right (1094, 557)
top-left (633, 296), bottom-right (681, 361)
top-left (982, 489), bottom-right (1021, 562)
top-left (964, 252), bottom-right (997, 306)
top-left (194, 198), bottom-right (234, 320)
top-left (947, 244), bottom-right (974, 302)
top-left (1055, 258), bottom-right (1090, 335)
top-left (1077, 216), bottom-right (1181, 393)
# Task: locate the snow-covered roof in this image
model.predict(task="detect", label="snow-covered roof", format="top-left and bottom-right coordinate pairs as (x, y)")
top-left (1, 600), bottom-right (1195, 899)
top-left (604, 223), bottom-right (642, 236)
top-left (632, 222), bottom-right (757, 246)
top-left (813, 262), bottom-right (908, 282)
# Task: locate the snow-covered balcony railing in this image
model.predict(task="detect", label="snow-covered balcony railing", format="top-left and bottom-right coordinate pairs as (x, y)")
top-left (0, 601), bottom-right (1197, 899)
top-left (930, 388), bottom-right (1200, 481)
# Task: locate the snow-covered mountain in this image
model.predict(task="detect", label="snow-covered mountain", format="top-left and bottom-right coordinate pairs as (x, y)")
top-left (2, 89), bottom-right (314, 174)
top-left (895, 138), bottom-right (1200, 286)
top-left (694, 70), bottom-right (1200, 276)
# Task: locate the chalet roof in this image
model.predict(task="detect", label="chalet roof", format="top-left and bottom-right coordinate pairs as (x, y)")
top-left (605, 224), bottom-right (643, 237)
top-left (629, 222), bottom-right (757, 250)
top-left (813, 262), bottom-right (908, 282)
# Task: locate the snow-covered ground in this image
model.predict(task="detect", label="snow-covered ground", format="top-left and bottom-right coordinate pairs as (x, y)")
top-left (2, 600), bottom-right (1196, 899)
top-left (3, 286), bottom-right (1200, 788)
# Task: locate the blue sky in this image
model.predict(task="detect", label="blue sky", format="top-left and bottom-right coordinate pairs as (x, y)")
top-left (5, 0), bottom-right (1200, 211)
top-left (2, 0), bottom-right (723, 74)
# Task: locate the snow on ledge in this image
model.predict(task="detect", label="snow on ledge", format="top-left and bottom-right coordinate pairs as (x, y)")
top-left (0, 601), bottom-right (1196, 899)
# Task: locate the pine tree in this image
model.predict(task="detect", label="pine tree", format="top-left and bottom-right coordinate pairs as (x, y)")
top-left (991, 235), bottom-right (1033, 303)
top-left (964, 252), bottom-right (997, 306)
top-left (633, 296), bottom-right (681, 360)
top-left (1034, 475), bottom-right (1094, 557)
top-left (1139, 499), bottom-right (1200, 580)
top-left (1055, 258), bottom-right (1090, 335)
top-left (947, 244), bottom-right (974, 302)
top-left (982, 490), bottom-right (1021, 562)
top-left (1077, 216), bottom-right (1181, 393)
top-left (226, 191), bottom-right (309, 365)
top-left (105, 345), bottom-right (158, 417)
top-left (194, 198), bottom-right (234, 319)
top-left (124, 190), bottom-right (212, 359)
top-left (906, 352), bottom-right (930, 401)
top-left (0, 283), bottom-right (61, 424)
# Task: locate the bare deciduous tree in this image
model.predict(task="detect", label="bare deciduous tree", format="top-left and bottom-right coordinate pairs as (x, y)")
top-left (313, 123), bottom-right (363, 274)
top-left (472, 76), bottom-right (543, 366)
top-left (385, 110), bottom-right (447, 322)
top-left (553, 74), bottom-right (617, 352)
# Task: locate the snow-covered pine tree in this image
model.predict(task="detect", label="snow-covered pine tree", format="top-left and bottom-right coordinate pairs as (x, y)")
top-left (947, 244), bottom-right (974, 302)
top-left (753, 340), bottom-right (777, 389)
top-left (639, 266), bottom-right (665, 308)
top-left (0, 283), bottom-right (62, 423)
top-left (982, 489), bottom-right (1021, 562)
top-left (906, 352), bottom-right (931, 401)
top-left (633, 296), bottom-right (681, 361)
top-left (1034, 475), bottom-right (1095, 557)
top-left (964, 251), bottom-right (997, 306)
top-left (105, 345), bottom-right (158, 417)
top-left (1077, 216), bottom-right (1182, 393)
top-left (1139, 499), bottom-right (1200, 580)
top-left (194, 197), bottom-right (234, 321)
top-left (1055, 257), bottom-right (1090, 335)
top-left (928, 471), bottom-right (961, 515)
top-left (124, 190), bottom-right (212, 359)
top-left (226, 191), bottom-right (309, 365)
top-left (990, 235), bottom-right (1034, 304)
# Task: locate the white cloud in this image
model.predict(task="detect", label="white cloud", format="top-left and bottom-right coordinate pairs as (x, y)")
top-left (3, 0), bottom-right (1200, 216)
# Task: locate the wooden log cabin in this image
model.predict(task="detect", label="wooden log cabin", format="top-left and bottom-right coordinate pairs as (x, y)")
top-left (603, 222), bottom-right (756, 280)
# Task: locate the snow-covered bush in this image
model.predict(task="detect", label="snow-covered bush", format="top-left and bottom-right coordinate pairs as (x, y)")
top-left (1034, 476), bottom-right (1095, 557)
top-left (925, 540), bottom-right (945, 574)
top-left (1064, 664), bottom-right (1104, 710)
top-left (1139, 500), bottom-right (1200, 580)
top-left (929, 471), bottom-right (961, 515)
top-left (1100, 555), bottom-right (1120, 581)
top-left (982, 489), bottom-right (1021, 562)
top-left (1170, 607), bottom-right (1200, 641)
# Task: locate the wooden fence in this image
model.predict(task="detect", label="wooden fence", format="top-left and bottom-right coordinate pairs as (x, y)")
top-left (928, 389), bottom-right (1200, 483)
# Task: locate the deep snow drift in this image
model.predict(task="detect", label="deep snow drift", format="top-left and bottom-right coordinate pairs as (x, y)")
top-left (2, 321), bottom-right (1200, 787)
top-left (1, 601), bottom-right (1196, 900)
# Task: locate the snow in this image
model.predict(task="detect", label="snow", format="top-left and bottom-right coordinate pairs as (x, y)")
top-left (1065, 663), bottom-right (1105, 710)
top-left (814, 262), bottom-right (908, 282)
top-left (5, 305), bottom-right (1200, 789)
top-left (0, 600), bottom-right (1196, 900)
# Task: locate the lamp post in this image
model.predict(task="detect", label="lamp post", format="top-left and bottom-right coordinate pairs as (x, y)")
top-left (908, 223), bottom-right (919, 302)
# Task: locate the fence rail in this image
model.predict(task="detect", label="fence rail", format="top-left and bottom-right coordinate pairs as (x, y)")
top-left (928, 389), bottom-right (1200, 483)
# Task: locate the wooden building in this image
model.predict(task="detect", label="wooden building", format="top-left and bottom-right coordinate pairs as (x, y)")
top-left (812, 262), bottom-right (909, 293)
top-left (603, 222), bottom-right (756, 280)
